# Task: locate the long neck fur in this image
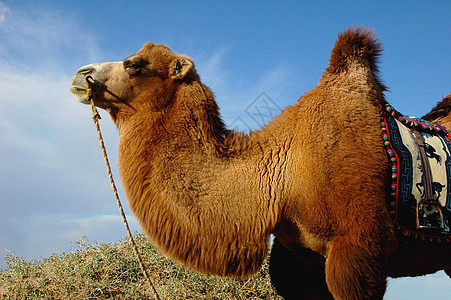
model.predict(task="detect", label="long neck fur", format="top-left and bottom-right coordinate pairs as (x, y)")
top-left (116, 81), bottom-right (286, 276)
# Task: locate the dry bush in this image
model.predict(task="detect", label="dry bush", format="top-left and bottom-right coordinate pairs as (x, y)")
top-left (0, 234), bottom-right (281, 299)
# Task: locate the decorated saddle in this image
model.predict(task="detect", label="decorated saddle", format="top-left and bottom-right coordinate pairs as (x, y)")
top-left (381, 104), bottom-right (451, 242)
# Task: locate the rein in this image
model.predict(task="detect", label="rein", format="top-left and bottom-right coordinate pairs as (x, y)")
top-left (85, 76), bottom-right (162, 300)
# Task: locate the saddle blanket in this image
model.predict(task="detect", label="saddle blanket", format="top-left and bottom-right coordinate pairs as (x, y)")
top-left (381, 104), bottom-right (451, 242)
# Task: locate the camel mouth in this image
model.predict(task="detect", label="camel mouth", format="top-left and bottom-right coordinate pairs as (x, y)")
top-left (70, 85), bottom-right (89, 104)
top-left (70, 86), bottom-right (86, 93)
top-left (70, 76), bottom-right (90, 104)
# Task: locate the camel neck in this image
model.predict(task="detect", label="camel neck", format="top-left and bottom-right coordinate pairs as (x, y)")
top-left (116, 110), bottom-right (288, 276)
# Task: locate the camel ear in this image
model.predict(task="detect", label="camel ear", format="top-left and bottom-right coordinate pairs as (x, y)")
top-left (170, 57), bottom-right (193, 79)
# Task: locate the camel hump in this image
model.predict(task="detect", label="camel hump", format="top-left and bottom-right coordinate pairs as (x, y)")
top-left (422, 93), bottom-right (451, 122)
top-left (327, 26), bottom-right (382, 76)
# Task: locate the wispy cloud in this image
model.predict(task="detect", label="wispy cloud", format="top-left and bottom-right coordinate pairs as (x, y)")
top-left (195, 47), bottom-right (231, 93)
top-left (62, 214), bottom-right (140, 234)
top-left (0, 3), bottom-right (100, 73)
top-left (0, 2), bottom-right (10, 24)
top-left (0, 3), bottom-right (122, 269)
top-left (2, 213), bottom-right (140, 266)
top-left (0, 65), bottom-right (129, 268)
top-left (194, 47), bottom-right (297, 131)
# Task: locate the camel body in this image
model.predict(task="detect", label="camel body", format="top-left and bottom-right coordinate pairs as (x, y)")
top-left (71, 27), bottom-right (451, 299)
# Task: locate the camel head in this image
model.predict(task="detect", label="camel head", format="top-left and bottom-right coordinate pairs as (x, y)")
top-left (70, 42), bottom-right (199, 121)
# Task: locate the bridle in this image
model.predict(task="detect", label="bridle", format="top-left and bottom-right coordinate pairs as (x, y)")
top-left (85, 75), bottom-right (136, 110)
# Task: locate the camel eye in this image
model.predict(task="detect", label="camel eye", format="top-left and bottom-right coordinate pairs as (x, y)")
top-left (124, 63), bottom-right (140, 74)
top-left (125, 65), bottom-right (136, 72)
top-left (124, 57), bottom-right (148, 75)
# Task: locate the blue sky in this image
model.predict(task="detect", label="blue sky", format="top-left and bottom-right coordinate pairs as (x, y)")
top-left (0, 0), bottom-right (449, 298)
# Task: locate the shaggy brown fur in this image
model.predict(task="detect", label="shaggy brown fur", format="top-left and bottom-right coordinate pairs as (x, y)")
top-left (422, 92), bottom-right (451, 127)
top-left (70, 27), bottom-right (451, 299)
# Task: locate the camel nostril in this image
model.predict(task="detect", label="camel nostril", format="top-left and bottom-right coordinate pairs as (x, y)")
top-left (77, 64), bottom-right (96, 75)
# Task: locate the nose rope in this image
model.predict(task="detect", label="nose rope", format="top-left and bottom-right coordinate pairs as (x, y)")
top-left (85, 75), bottom-right (162, 300)
top-left (85, 75), bottom-right (135, 110)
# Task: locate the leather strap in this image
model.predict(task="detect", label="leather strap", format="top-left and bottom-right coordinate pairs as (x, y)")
top-left (413, 130), bottom-right (434, 203)
top-left (413, 129), bottom-right (445, 229)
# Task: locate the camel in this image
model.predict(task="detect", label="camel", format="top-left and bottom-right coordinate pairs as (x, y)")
top-left (423, 93), bottom-right (451, 127)
top-left (70, 27), bottom-right (451, 299)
